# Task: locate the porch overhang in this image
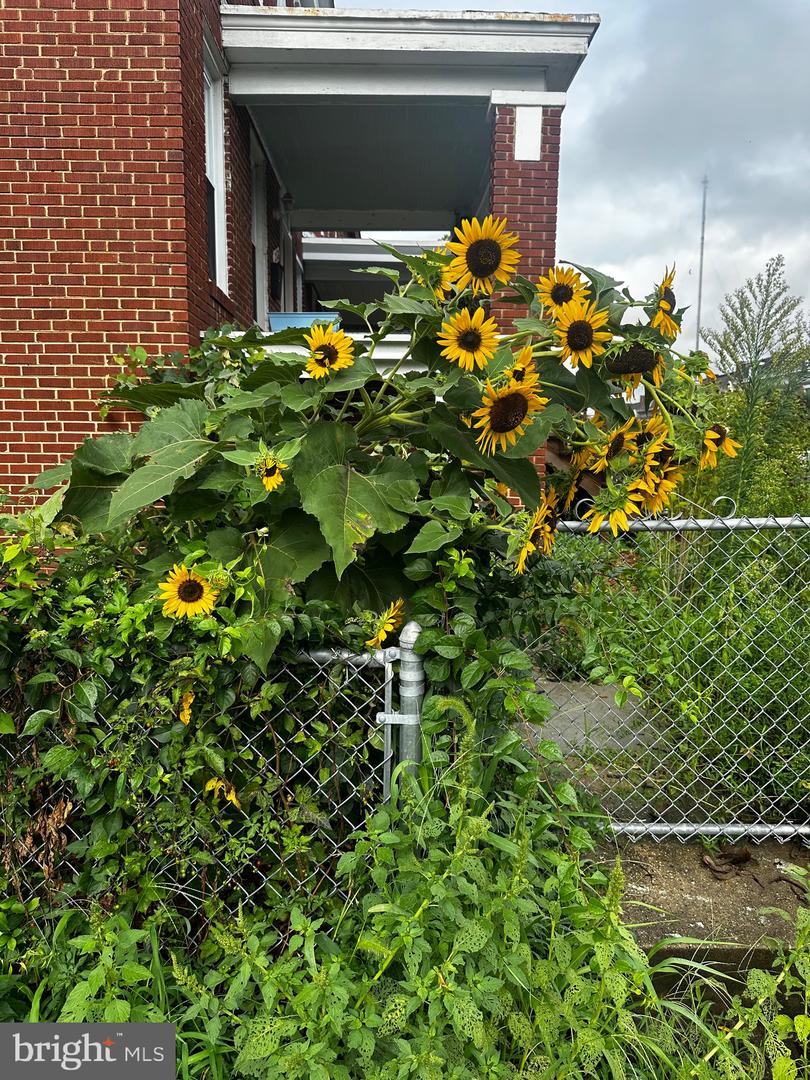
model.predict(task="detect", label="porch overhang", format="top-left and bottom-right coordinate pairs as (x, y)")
top-left (221, 6), bottom-right (599, 232)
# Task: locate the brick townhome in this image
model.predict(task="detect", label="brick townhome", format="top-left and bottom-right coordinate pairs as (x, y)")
top-left (0, 1), bottom-right (598, 501)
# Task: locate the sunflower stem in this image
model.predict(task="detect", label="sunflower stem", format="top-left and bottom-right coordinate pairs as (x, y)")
top-left (642, 382), bottom-right (677, 440)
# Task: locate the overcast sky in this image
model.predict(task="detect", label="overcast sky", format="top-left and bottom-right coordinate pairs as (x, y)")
top-left (357, 0), bottom-right (810, 346)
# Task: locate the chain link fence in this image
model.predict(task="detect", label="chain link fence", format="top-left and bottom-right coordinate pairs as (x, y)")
top-left (527, 513), bottom-right (810, 842)
top-left (1, 624), bottom-right (424, 931)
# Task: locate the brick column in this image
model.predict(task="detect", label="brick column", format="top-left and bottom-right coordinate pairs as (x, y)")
top-left (489, 104), bottom-right (561, 328)
top-left (489, 103), bottom-right (563, 485)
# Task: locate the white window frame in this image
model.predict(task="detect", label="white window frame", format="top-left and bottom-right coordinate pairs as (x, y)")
top-left (203, 36), bottom-right (228, 293)
top-left (250, 131), bottom-right (269, 328)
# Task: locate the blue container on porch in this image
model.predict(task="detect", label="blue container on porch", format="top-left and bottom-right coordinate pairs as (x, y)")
top-left (267, 311), bottom-right (341, 332)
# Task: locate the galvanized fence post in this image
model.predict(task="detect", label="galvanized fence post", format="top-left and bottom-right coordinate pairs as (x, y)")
top-left (396, 620), bottom-right (424, 773)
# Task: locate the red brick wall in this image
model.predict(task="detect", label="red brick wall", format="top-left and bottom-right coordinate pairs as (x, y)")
top-left (0, 0), bottom-right (269, 504)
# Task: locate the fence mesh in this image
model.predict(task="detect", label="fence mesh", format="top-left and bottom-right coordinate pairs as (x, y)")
top-left (1, 647), bottom-right (396, 930)
top-left (527, 514), bottom-right (810, 841)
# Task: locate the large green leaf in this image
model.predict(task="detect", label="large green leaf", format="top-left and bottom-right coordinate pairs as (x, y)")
top-left (72, 433), bottom-right (134, 475)
top-left (259, 511), bottom-right (331, 583)
top-left (108, 440), bottom-right (213, 525)
top-left (294, 423), bottom-right (410, 578)
top-left (133, 399), bottom-right (209, 456)
top-left (26, 463), bottom-right (71, 490)
top-left (575, 365), bottom-right (631, 421)
top-left (427, 411), bottom-right (540, 508)
top-left (380, 294), bottom-right (437, 317)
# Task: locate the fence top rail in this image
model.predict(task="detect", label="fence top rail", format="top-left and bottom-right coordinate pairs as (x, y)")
top-left (557, 514), bottom-right (810, 535)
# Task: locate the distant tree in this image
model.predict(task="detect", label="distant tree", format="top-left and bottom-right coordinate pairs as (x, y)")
top-left (699, 256), bottom-right (810, 514)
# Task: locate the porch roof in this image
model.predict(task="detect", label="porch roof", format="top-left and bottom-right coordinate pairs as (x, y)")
top-left (221, 6), bottom-right (599, 232)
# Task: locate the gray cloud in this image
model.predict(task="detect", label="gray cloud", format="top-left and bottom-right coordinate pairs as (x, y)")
top-left (353, 0), bottom-right (810, 344)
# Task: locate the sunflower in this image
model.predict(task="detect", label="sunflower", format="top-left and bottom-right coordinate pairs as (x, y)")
top-left (366, 599), bottom-right (405, 650)
top-left (553, 299), bottom-right (613, 369)
top-left (515, 489), bottom-right (559, 573)
top-left (421, 246), bottom-right (455, 300)
top-left (304, 323), bottom-right (355, 379)
top-left (446, 215), bottom-right (520, 296)
top-left (472, 381), bottom-right (548, 456)
top-left (583, 485), bottom-right (646, 537)
top-left (589, 418), bottom-right (639, 474)
top-left (700, 424), bottom-right (741, 470)
top-left (179, 691), bottom-right (194, 726)
top-left (255, 452), bottom-right (288, 493)
top-left (204, 777), bottom-right (241, 810)
top-left (503, 344), bottom-right (540, 389)
top-left (641, 462), bottom-right (684, 515)
top-left (536, 266), bottom-right (589, 317)
top-left (437, 306), bottom-right (499, 371)
top-left (158, 564), bottom-right (218, 619)
top-left (651, 266), bottom-right (679, 339)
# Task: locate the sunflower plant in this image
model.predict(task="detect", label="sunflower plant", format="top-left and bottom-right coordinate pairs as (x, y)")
top-left (32, 216), bottom-right (735, 616)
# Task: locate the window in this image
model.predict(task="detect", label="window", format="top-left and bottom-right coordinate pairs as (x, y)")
top-left (203, 39), bottom-right (227, 292)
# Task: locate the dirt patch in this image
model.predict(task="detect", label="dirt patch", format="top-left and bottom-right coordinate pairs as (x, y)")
top-left (593, 838), bottom-right (809, 952)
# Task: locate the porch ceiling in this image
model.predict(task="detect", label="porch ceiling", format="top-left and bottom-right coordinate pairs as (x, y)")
top-left (221, 5), bottom-right (599, 232)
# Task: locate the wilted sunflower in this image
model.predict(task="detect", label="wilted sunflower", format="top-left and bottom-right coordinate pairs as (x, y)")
top-left (583, 484), bottom-right (646, 536)
top-left (255, 452), bottom-right (288, 492)
top-left (304, 323), bottom-right (355, 379)
top-left (366, 598), bottom-right (405, 650)
top-left (437, 306), bottom-right (499, 371)
top-left (700, 424), bottom-right (741, 469)
top-left (504, 344), bottom-right (540, 389)
top-left (158, 564), bottom-right (218, 619)
top-left (446, 215), bottom-right (520, 296)
top-left (472, 380), bottom-right (548, 455)
top-left (536, 266), bottom-right (589, 317)
top-left (179, 691), bottom-right (194, 726)
top-left (204, 777), bottom-right (241, 810)
top-left (590, 418), bottom-right (639, 474)
top-left (515, 489), bottom-right (559, 573)
top-left (642, 462), bottom-right (684, 515)
top-left (651, 266), bottom-right (679, 339)
top-left (553, 299), bottom-right (612, 369)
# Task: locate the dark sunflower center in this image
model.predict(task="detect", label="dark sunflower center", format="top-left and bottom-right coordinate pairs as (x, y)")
top-left (709, 424), bottom-right (727, 441)
top-left (178, 579), bottom-right (204, 603)
top-left (661, 286), bottom-right (676, 311)
top-left (550, 283), bottom-right (574, 305)
top-left (566, 320), bottom-right (594, 352)
top-left (605, 343), bottom-right (657, 375)
top-left (458, 329), bottom-right (482, 352)
top-left (511, 365), bottom-right (527, 383)
top-left (466, 238), bottom-right (502, 279)
top-left (606, 434), bottom-right (625, 460)
top-left (489, 391), bottom-right (529, 433)
top-left (263, 464), bottom-right (279, 479)
top-left (315, 344), bottom-right (338, 366)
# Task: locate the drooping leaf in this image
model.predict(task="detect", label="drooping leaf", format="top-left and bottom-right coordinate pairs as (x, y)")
top-left (503, 403), bottom-right (570, 458)
top-left (207, 527), bottom-right (244, 563)
top-left (380, 294), bottom-right (437, 317)
top-left (239, 618), bottom-right (282, 674)
top-left (61, 465), bottom-right (128, 532)
top-left (427, 411), bottom-right (540, 508)
top-left (259, 511), bottom-right (331, 583)
top-left (104, 381), bottom-right (205, 413)
top-left (294, 423), bottom-right (410, 577)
